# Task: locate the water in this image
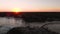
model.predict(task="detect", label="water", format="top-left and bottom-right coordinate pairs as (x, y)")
top-left (0, 17), bottom-right (26, 34)
top-left (0, 17), bottom-right (60, 34)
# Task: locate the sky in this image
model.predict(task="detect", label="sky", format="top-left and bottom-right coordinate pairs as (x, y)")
top-left (0, 0), bottom-right (60, 12)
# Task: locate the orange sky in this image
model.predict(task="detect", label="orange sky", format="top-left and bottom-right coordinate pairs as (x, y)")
top-left (0, 0), bottom-right (60, 12)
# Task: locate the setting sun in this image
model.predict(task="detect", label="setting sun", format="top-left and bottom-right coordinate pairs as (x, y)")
top-left (11, 8), bottom-right (22, 14)
top-left (12, 8), bottom-right (22, 12)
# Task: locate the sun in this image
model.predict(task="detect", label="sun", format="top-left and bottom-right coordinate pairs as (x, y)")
top-left (12, 8), bottom-right (22, 12)
top-left (11, 8), bottom-right (22, 14)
